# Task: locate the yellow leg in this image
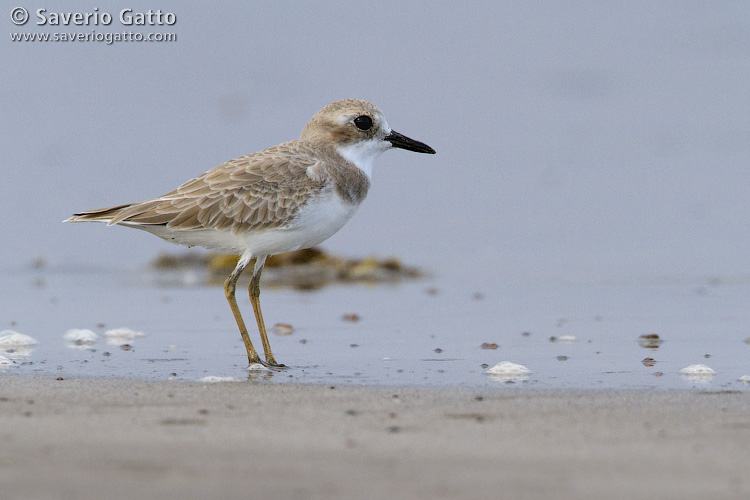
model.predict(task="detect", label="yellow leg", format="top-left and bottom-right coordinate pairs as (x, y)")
top-left (249, 260), bottom-right (284, 368)
top-left (223, 258), bottom-right (262, 366)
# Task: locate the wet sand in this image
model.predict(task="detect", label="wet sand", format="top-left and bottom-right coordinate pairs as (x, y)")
top-left (1, 376), bottom-right (748, 500)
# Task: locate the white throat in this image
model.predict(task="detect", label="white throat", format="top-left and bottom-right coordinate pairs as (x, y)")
top-left (336, 138), bottom-right (390, 180)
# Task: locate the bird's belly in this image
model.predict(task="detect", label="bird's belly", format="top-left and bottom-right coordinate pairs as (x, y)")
top-left (245, 194), bottom-right (360, 256)
top-left (127, 193), bottom-right (360, 257)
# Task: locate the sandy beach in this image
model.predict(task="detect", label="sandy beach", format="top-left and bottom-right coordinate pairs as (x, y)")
top-left (1, 376), bottom-right (748, 500)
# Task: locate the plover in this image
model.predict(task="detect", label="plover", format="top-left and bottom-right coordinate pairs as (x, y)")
top-left (66, 99), bottom-right (435, 368)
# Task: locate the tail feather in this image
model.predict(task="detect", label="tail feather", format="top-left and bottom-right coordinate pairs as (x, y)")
top-left (65, 200), bottom-right (178, 227)
top-left (65, 204), bottom-right (133, 223)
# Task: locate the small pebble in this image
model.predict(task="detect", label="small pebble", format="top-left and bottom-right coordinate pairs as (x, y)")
top-left (272, 323), bottom-right (294, 336)
top-left (638, 334), bottom-right (663, 348)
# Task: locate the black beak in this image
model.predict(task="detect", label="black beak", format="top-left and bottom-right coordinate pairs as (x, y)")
top-left (385, 130), bottom-right (436, 154)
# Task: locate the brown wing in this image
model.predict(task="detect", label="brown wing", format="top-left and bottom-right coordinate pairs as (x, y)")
top-left (97, 141), bottom-right (327, 234)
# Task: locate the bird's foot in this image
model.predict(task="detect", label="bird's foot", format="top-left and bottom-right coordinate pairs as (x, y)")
top-left (261, 358), bottom-right (286, 370)
top-left (248, 357), bottom-right (286, 371)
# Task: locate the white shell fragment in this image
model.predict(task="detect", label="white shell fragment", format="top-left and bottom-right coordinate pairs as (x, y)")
top-left (558, 335), bottom-right (577, 343)
top-left (738, 375), bottom-right (750, 383)
top-left (247, 363), bottom-right (270, 372)
top-left (0, 331), bottom-right (39, 347)
top-left (679, 364), bottom-right (716, 376)
top-left (103, 327), bottom-right (145, 345)
top-left (200, 376), bottom-right (240, 383)
top-left (63, 329), bottom-right (99, 346)
top-left (486, 361), bottom-right (531, 383)
top-left (272, 323), bottom-right (294, 336)
top-left (486, 361), bottom-right (531, 376)
top-left (0, 355), bottom-right (14, 367)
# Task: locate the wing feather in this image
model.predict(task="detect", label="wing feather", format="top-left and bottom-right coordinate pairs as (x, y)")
top-left (102, 141), bottom-right (327, 233)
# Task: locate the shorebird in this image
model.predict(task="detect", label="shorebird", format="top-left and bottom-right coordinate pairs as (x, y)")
top-left (66, 99), bottom-right (435, 368)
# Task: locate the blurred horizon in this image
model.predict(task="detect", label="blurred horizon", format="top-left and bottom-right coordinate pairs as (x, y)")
top-left (3, 2), bottom-right (749, 281)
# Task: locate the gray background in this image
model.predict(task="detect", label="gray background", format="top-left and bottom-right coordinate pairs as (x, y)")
top-left (3, 1), bottom-right (749, 280)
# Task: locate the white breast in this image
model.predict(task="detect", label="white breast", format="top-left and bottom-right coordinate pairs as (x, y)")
top-left (250, 188), bottom-right (359, 255)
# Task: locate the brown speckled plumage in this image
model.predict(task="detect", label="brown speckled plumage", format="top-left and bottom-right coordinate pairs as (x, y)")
top-left (70, 140), bottom-right (368, 235)
top-left (68, 102), bottom-right (382, 234)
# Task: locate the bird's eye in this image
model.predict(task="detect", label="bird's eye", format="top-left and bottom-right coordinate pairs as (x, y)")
top-left (353, 115), bottom-right (373, 131)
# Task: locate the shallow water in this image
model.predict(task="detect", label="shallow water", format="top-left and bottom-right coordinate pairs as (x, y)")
top-left (3, 264), bottom-right (748, 391)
